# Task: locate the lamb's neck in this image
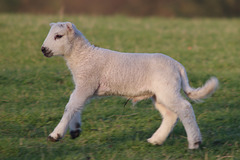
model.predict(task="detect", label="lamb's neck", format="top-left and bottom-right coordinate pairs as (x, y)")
top-left (64, 43), bottom-right (96, 71)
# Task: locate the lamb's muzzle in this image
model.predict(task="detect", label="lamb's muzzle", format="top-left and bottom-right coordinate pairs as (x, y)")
top-left (41, 46), bottom-right (53, 57)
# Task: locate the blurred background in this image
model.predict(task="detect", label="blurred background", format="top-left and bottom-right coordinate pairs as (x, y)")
top-left (0, 0), bottom-right (240, 17)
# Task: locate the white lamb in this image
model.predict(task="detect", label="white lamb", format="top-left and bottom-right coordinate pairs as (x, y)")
top-left (41, 22), bottom-right (218, 149)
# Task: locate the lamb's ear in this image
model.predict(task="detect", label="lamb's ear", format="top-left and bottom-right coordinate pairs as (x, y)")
top-left (66, 22), bottom-right (73, 33)
top-left (49, 23), bottom-right (55, 27)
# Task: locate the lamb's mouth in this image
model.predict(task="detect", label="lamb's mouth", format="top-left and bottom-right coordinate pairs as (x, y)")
top-left (43, 51), bottom-right (53, 57)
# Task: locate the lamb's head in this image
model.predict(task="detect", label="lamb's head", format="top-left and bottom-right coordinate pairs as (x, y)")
top-left (41, 22), bottom-right (76, 57)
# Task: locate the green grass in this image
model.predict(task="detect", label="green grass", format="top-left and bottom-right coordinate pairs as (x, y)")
top-left (0, 14), bottom-right (240, 160)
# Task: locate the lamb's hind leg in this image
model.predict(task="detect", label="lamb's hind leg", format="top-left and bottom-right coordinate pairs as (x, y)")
top-left (175, 99), bottom-right (202, 149)
top-left (147, 102), bottom-right (178, 145)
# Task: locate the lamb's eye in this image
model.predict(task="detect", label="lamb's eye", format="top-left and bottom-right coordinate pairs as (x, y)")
top-left (54, 35), bottom-right (63, 40)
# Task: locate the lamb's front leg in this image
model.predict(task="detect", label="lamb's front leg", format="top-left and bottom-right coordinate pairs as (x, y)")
top-left (48, 89), bottom-right (90, 142)
top-left (69, 111), bottom-right (81, 139)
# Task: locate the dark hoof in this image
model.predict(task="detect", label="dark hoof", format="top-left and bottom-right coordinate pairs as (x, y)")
top-left (48, 134), bottom-right (61, 142)
top-left (189, 141), bottom-right (202, 149)
top-left (70, 129), bottom-right (81, 139)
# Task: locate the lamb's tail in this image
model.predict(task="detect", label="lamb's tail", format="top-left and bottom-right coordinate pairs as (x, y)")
top-left (179, 66), bottom-right (219, 102)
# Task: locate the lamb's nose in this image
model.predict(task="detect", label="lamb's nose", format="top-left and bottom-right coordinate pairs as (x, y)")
top-left (41, 46), bottom-right (46, 53)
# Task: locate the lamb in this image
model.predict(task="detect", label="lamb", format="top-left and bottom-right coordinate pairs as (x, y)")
top-left (41, 22), bottom-right (218, 149)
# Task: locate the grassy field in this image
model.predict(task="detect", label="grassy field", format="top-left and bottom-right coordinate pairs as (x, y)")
top-left (0, 14), bottom-right (239, 160)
